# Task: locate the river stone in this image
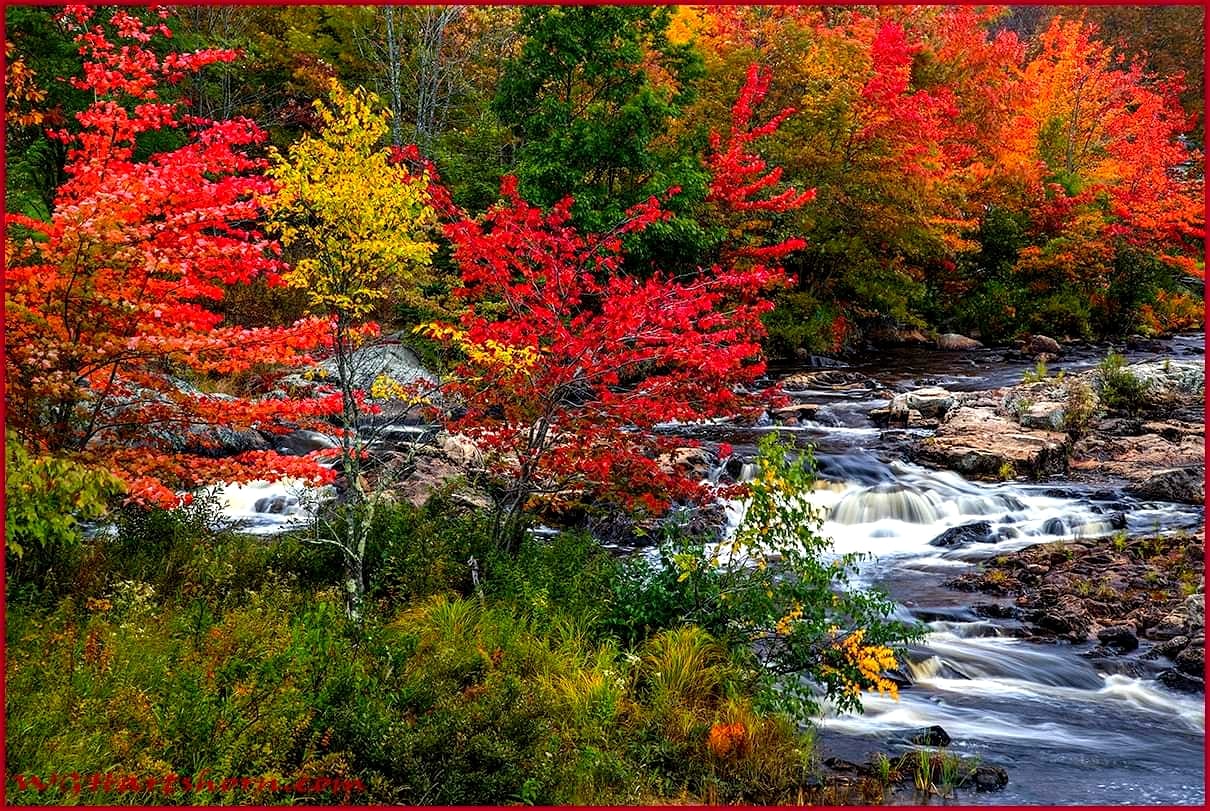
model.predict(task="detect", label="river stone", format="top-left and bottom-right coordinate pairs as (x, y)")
top-left (772, 402), bottom-right (820, 425)
top-left (918, 407), bottom-right (1068, 479)
top-left (1147, 635), bottom-right (1190, 661)
top-left (1097, 625), bottom-right (1139, 652)
top-left (1125, 360), bottom-right (1204, 400)
top-left (1019, 401), bottom-right (1067, 432)
top-left (1126, 466), bottom-right (1205, 506)
top-left (1030, 596), bottom-right (1091, 640)
top-left (929, 521), bottom-right (994, 547)
top-left (282, 337), bottom-right (438, 400)
top-left (272, 429), bottom-right (339, 456)
top-left (906, 725), bottom-right (952, 747)
top-left (1025, 334), bottom-right (1062, 356)
top-left (1175, 644), bottom-right (1204, 676)
top-left (936, 333), bottom-right (983, 351)
top-left (891, 386), bottom-right (957, 420)
top-left (658, 447), bottom-right (712, 480)
top-left (973, 764), bottom-right (1009, 792)
top-left (1158, 668), bottom-right (1204, 693)
top-left (1185, 593), bottom-right (1204, 631)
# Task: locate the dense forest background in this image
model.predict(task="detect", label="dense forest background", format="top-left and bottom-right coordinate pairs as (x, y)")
top-left (6, 4), bottom-right (1204, 355)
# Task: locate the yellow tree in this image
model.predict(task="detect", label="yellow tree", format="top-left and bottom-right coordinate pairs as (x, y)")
top-left (266, 80), bottom-right (439, 619)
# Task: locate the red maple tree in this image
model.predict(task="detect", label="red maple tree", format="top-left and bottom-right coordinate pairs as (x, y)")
top-left (424, 65), bottom-right (810, 547)
top-left (4, 6), bottom-right (340, 506)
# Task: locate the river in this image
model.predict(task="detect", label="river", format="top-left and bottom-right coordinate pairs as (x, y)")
top-left (706, 333), bottom-right (1205, 805)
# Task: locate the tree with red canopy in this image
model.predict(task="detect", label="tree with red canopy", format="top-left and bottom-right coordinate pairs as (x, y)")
top-left (4, 6), bottom-right (340, 507)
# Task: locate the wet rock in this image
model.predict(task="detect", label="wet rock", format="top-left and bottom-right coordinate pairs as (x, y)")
top-left (1098, 417), bottom-right (1145, 436)
top-left (780, 369), bottom-right (877, 392)
top-left (1174, 644), bottom-right (1204, 676)
top-left (437, 432), bottom-right (483, 467)
top-left (1125, 360), bottom-right (1204, 402)
top-left (772, 402), bottom-right (820, 425)
top-left (1146, 635), bottom-right (1191, 661)
top-left (657, 447), bottom-right (713, 480)
top-left (905, 725), bottom-right (952, 747)
top-left (823, 757), bottom-right (862, 773)
top-left (282, 336), bottom-right (439, 402)
top-left (1097, 625), bottom-right (1139, 652)
top-left (1070, 428), bottom-right (1203, 493)
top-left (974, 602), bottom-right (1019, 620)
top-left (917, 407), bottom-right (1068, 480)
top-left (1126, 466), bottom-right (1205, 506)
top-left (1030, 596), bottom-right (1091, 640)
top-left (972, 764), bottom-right (1009, 792)
top-left (1144, 616), bottom-right (1187, 641)
top-left (929, 521), bottom-right (994, 547)
top-left (1025, 334), bottom-right (1062, 356)
top-left (936, 333), bottom-right (983, 351)
top-left (1157, 668), bottom-right (1204, 693)
top-left (1186, 593), bottom-right (1205, 631)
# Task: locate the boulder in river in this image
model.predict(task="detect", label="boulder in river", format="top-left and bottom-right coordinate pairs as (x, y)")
top-left (282, 336), bottom-right (439, 407)
top-left (1096, 625), bottom-right (1139, 652)
top-left (1018, 401), bottom-right (1067, 432)
top-left (929, 521), bottom-right (994, 547)
top-left (890, 386), bottom-right (957, 420)
top-left (905, 725), bottom-right (952, 747)
top-left (1158, 668), bottom-right (1204, 694)
top-left (917, 407), bottom-right (1068, 479)
top-left (972, 764), bottom-right (1010, 792)
top-left (936, 333), bottom-right (983, 351)
top-left (1024, 334), bottom-right (1062, 356)
top-left (1125, 466), bottom-right (1205, 506)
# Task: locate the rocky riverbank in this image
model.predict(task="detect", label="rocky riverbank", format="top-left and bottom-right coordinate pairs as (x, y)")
top-left (868, 348), bottom-right (1204, 503)
top-left (947, 528), bottom-right (1205, 692)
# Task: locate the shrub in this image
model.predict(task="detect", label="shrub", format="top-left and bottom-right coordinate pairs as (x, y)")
top-left (5, 431), bottom-right (123, 592)
top-left (1062, 378), bottom-right (1097, 436)
top-left (605, 433), bottom-right (919, 718)
top-left (1097, 352), bottom-right (1150, 414)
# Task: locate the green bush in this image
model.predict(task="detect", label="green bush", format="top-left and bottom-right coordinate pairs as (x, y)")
top-left (5, 432), bottom-right (123, 592)
top-left (762, 290), bottom-right (845, 357)
top-left (605, 433), bottom-right (920, 718)
top-left (1097, 351), bottom-right (1150, 414)
top-left (1024, 288), bottom-right (1094, 341)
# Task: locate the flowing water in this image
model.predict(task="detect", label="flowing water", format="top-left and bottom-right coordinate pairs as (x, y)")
top-left (707, 333), bottom-right (1205, 805)
top-left (216, 333), bottom-right (1205, 804)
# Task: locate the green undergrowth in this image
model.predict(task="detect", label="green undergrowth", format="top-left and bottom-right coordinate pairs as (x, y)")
top-left (7, 494), bottom-right (831, 805)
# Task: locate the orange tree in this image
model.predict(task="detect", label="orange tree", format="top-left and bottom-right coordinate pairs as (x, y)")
top-left (5, 7), bottom-right (340, 507)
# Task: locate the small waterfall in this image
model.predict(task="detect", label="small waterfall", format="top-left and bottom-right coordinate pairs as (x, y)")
top-left (213, 477), bottom-right (331, 535)
top-left (906, 654), bottom-right (945, 682)
top-left (830, 483), bottom-right (940, 524)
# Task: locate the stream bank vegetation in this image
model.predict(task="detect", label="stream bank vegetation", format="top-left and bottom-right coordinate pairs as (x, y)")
top-left (8, 439), bottom-right (917, 805)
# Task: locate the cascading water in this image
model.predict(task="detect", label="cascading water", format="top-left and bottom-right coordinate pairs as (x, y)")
top-left (703, 334), bottom-right (1204, 805)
